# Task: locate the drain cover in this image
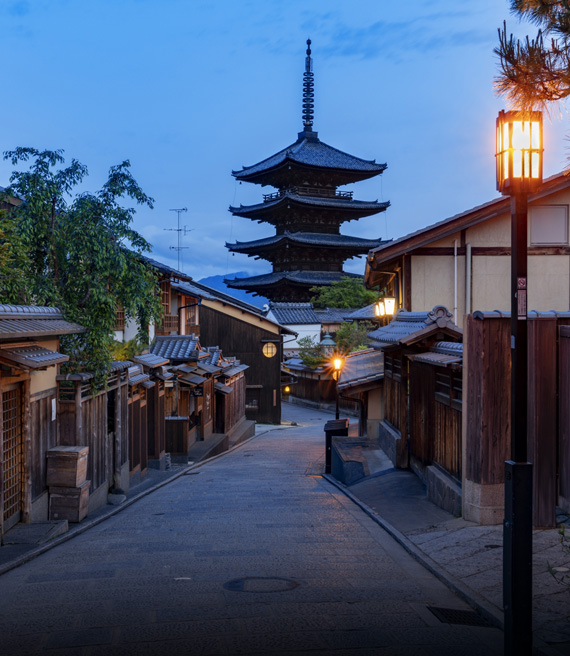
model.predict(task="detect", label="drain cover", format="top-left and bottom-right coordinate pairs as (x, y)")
top-left (223, 577), bottom-right (299, 593)
top-left (427, 607), bottom-right (492, 627)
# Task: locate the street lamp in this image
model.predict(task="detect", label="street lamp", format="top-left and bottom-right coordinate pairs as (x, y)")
top-left (332, 355), bottom-right (344, 420)
top-left (496, 109), bottom-right (543, 656)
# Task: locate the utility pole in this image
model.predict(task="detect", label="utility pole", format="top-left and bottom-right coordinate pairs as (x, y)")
top-left (164, 207), bottom-right (193, 272)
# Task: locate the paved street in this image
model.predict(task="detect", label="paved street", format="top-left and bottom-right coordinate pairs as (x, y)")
top-left (0, 406), bottom-right (505, 655)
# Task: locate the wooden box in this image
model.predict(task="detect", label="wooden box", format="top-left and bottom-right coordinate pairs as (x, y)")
top-left (46, 446), bottom-right (89, 487)
top-left (49, 480), bottom-right (90, 523)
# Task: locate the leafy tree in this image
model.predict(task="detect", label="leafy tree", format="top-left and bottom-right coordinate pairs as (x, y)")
top-left (0, 208), bottom-right (30, 304)
top-left (310, 276), bottom-right (378, 310)
top-left (496, 2), bottom-right (570, 112)
top-left (297, 335), bottom-right (327, 369)
top-left (335, 321), bottom-right (375, 355)
top-left (1, 148), bottom-right (163, 385)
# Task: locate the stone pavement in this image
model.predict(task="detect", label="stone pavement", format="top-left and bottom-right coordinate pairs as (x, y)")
top-left (0, 406), bottom-right (505, 656)
top-left (0, 403), bottom-right (567, 654)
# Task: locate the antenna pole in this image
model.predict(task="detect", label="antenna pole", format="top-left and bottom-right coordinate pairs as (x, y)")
top-left (164, 207), bottom-right (191, 271)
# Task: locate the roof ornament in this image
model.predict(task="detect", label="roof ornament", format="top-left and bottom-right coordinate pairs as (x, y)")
top-left (302, 39), bottom-right (314, 131)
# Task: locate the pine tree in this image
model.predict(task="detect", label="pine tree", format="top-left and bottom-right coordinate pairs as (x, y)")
top-left (495, 2), bottom-right (570, 111)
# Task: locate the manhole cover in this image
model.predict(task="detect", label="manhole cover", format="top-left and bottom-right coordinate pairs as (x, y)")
top-left (223, 577), bottom-right (299, 593)
top-left (427, 606), bottom-right (492, 627)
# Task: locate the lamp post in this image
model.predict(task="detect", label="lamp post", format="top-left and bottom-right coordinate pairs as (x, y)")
top-left (496, 109), bottom-right (543, 656)
top-left (332, 355), bottom-right (344, 420)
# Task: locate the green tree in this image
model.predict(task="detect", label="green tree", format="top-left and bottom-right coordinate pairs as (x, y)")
top-left (335, 321), bottom-right (375, 355)
top-left (310, 277), bottom-right (378, 310)
top-left (297, 335), bottom-right (327, 369)
top-left (1, 148), bottom-right (163, 385)
top-left (496, 2), bottom-right (570, 112)
top-left (0, 207), bottom-right (30, 304)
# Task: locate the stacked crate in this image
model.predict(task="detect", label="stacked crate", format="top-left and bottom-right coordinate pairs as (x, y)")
top-left (46, 446), bottom-right (90, 522)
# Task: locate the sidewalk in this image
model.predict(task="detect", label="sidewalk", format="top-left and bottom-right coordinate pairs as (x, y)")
top-left (1, 405), bottom-right (568, 654)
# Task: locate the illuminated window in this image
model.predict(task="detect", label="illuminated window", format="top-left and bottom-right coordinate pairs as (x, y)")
top-left (262, 343), bottom-right (277, 358)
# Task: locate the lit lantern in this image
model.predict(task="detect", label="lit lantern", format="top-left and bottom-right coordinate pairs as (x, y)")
top-left (375, 296), bottom-right (396, 317)
top-left (496, 110), bottom-right (543, 195)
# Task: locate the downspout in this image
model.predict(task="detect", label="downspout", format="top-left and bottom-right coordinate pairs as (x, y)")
top-left (454, 240), bottom-right (458, 324)
top-left (465, 243), bottom-right (472, 315)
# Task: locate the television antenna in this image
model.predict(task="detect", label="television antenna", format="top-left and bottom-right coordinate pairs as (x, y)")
top-left (164, 207), bottom-right (194, 272)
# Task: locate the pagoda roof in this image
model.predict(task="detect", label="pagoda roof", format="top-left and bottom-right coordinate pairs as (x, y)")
top-left (230, 191), bottom-right (388, 220)
top-left (226, 232), bottom-right (386, 254)
top-left (225, 269), bottom-right (362, 292)
top-left (232, 132), bottom-right (387, 186)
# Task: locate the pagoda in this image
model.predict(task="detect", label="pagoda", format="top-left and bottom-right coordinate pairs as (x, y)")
top-left (225, 40), bottom-right (390, 303)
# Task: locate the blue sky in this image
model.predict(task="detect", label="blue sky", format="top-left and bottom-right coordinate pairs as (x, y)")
top-left (1, 1), bottom-right (568, 281)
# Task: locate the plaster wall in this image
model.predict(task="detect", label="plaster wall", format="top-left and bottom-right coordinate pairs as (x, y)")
top-left (411, 255), bottom-right (465, 320)
top-left (29, 339), bottom-right (59, 396)
top-left (471, 256), bottom-right (510, 312)
top-left (466, 212), bottom-right (511, 246)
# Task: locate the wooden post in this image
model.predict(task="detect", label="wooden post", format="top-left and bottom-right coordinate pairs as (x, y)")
top-left (22, 378), bottom-right (31, 524)
top-left (0, 387), bottom-right (4, 544)
top-left (114, 383), bottom-right (121, 489)
top-left (74, 381), bottom-right (82, 446)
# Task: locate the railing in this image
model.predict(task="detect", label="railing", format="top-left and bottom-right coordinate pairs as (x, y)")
top-left (263, 187), bottom-right (353, 203)
top-left (155, 314), bottom-right (179, 335)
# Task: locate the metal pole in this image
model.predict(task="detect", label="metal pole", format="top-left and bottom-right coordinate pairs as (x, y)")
top-left (335, 383), bottom-right (340, 420)
top-left (504, 191), bottom-right (533, 656)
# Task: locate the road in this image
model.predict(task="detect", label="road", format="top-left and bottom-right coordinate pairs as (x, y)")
top-left (0, 406), bottom-right (503, 655)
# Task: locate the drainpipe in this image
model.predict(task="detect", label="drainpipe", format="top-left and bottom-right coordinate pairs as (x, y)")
top-left (465, 243), bottom-right (472, 315)
top-left (454, 240), bottom-right (458, 324)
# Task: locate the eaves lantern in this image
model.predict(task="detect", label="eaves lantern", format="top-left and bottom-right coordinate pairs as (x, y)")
top-left (496, 110), bottom-right (543, 195)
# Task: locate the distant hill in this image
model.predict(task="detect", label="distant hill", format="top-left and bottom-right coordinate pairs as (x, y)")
top-left (198, 272), bottom-right (268, 309)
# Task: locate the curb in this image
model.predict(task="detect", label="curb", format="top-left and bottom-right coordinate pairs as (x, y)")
top-left (322, 474), bottom-right (561, 656)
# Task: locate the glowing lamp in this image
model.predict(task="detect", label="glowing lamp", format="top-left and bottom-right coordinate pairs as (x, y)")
top-left (496, 110), bottom-right (543, 195)
top-left (383, 297), bottom-right (396, 315)
top-left (333, 357), bottom-right (343, 372)
top-left (375, 300), bottom-right (385, 317)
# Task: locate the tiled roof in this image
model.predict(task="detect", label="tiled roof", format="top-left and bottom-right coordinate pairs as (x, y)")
top-left (343, 303), bottom-right (378, 321)
top-left (314, 308), bottom-right (356, 323)
top-left (0, 305), bottom-right (85, 339)
top-left (338, 349), bottom-right (384, 391)
top-left (222, 363), bottom-right (249, 377)
top-left (0, 345), bottom-right (69, 369)
top-left (133, 354), bottom-right (170, 368)
top-left (141, 255), bottom-right (192, 282)
top-left (227, 232), bottom-right (385, 253)
top-left (407, 341), bottom-right (463, 367)
top-left (267, 303), bottom-right (320, 325)
top-left (233, 135), bottom-right (386, 179)
top-left (230, 192), bottom-right (389, 216)
top-left (367, 306), bottom-right (461, 349)
top-left (151, 335), bottom-right (200, 362)
top-left (225, 270), bottom-right (362, 290)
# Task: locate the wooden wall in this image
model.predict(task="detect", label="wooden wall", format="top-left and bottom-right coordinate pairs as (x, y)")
top-left (30, 389), bottom-right (58, 500)
top-left (200, 306), bottom-right (282, 424)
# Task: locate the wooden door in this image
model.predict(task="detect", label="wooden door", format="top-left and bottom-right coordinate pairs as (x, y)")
top-left (2, 384), bottom-right (24, 531)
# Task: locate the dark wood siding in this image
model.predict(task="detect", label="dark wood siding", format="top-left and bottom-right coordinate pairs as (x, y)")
top-left (200, 306), bottom-right (282, 424)
top-left (30, 389), bottom-right (57, 500)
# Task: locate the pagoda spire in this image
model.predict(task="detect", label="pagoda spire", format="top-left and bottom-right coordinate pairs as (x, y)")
top-left (302, 39), bottom-right (314, 131)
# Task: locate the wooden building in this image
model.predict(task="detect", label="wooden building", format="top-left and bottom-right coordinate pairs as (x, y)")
top-left (226, 40), bottom-right (389, 302)
top-left (367, 306), bottom-right (463, 514)
top-left (365, 171), bottom-right (570, 318)
top-left (0, 305), bottom-right (84, 535)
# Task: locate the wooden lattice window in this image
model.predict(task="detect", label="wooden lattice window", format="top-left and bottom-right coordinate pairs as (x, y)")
top-left (435, 370), bottom-right (462, 411)
top-left (3, 387), bottom-right (23, 522)
top-left (160, 281), bottom-right (170, 316)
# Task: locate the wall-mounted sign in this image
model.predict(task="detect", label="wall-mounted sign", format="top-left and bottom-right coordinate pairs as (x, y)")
top-left (193, 387), bottom-right (203, 397)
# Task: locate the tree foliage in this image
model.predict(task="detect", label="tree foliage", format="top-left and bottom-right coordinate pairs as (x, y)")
top-left (495, 2), bottom-right (570, 112)
top-left (1, 148), bottom-right (163, 386)
top-left (310, 277), bottom-right (378, 310)
top-left (297, 335), bottom-right (327, 369)
top-left (335, 321), bottom-right (375, 355)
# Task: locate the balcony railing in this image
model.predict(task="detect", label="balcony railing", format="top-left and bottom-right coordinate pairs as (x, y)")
top-left (114, 310), bottom-right (125, 331)
top-left (155, 314), bottom-right (179, 335)
top-left (263, 187), bottom-right (353, 203)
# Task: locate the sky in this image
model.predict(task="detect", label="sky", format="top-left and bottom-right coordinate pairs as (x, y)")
top-left (1, 0), bottom-right (569, 284)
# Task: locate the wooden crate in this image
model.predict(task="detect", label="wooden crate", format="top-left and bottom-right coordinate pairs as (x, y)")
top-left (49, 480), bottom-right (90, 523)
top-left (46, 446), bottom-right (89, 487)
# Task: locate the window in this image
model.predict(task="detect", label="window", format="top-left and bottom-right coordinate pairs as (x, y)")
top-left (530, 205), bottom-right (568, 246)
top-left (245, 387), bottom-right (261, 411)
